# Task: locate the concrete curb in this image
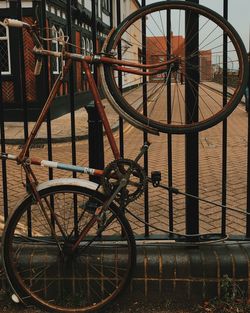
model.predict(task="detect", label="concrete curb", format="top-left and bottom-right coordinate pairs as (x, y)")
top-left (130, 242), bottom-right (250, 301)
top-left (3, 122), bottom-right (120, 146)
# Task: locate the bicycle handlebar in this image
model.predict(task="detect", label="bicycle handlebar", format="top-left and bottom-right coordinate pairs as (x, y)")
top-left (3, 18), bottom-right (30, 28)
top-left (4, 19), bottom-right (44, 76)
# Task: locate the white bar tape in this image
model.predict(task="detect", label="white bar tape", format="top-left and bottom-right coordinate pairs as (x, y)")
top-left (7, 154), bottom-right (17, 160)
top-left (41, 160), bottom-right (58, 168)
top-left (3, 18), bottom-right (29, 28)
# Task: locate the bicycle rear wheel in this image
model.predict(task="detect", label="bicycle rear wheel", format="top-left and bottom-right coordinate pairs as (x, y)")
top-left (2, 185), bottom-right (136, 313)
top-left (103, 1), bottom-right (248, 134)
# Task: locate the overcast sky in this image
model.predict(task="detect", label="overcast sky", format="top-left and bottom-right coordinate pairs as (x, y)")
top-left (200, 0), bottom-right (250, 50)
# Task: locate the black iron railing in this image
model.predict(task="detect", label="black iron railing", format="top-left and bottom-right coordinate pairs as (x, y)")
top-left (1, 0), bottom-right (250, 240)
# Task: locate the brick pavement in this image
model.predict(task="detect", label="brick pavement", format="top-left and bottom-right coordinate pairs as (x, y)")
top-left (0, 84), bottom-right (249, 236)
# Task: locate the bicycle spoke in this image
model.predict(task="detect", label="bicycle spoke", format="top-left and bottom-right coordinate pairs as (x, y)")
top-left (4, 186), bottom-right (135, 312)
top-left (104, 2), bottom-right (247, 133)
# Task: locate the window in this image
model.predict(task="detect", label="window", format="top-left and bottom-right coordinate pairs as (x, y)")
top-left (85, 38), bottom-right (90, 55)
top-left (0, 1), bottom-right (10, 9)
top-left (82, 37), bottom-right (86, 55)
top-left (51, 26), bottom-right (65, 74)
top-left (89, 39), bottom-right (93, 55)
top-left (102, 0), bottom-right (110, 12)
top-left (0, 22), bottom-right (11, 75)
top-left (58, 28), bottom-right (65, 45)
top-left (82, 36), bottom-right (93, 74)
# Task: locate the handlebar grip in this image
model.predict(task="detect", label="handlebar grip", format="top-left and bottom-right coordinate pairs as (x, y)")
top-left (3, 18), bottom-right (30, 28)
top-left (34, 58), bottom-right (43, 76)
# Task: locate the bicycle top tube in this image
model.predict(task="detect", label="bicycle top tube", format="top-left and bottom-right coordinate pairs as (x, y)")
top-left (4, 18), bottom-right (177, 71)
top-left (33, 46), bottom-right (179, 70)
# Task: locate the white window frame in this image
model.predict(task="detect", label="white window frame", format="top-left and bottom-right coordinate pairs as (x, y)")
top-left (0, 23), bottom-right (11, 75)
top-left (102, 0), bottom-right (110, 12)
top-left (0, 1), bottom-right (10, 9)
top-left (89, 39), bottom-right (93, 55)
top-left (86, 38), bottom-right (90, 55)
top-left (82, 37), bottom-right (86, 56)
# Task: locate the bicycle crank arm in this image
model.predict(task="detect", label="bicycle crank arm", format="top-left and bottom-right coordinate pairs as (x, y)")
top-left (71, 178), bottom-right (127, 252)
top-left (101, 177), bottom-right (128, 212)
top-left (134, 141), bottom-right (151, 163)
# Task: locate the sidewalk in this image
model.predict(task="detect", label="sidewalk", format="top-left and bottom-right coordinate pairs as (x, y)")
top-left (3, 99), bottom-right (120, 144)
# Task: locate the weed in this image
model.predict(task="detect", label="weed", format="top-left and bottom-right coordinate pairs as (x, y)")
top-left (196, 275), bottom-right (250, 313)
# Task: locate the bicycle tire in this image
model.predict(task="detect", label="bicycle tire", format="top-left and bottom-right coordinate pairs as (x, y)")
top-left (2, 185), bottom-right (136, 313)
top-left (103, 1), bottom-right (248, 134)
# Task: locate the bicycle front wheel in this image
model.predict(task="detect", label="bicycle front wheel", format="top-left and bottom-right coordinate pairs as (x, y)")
top-left (2, 185), bottom-right (136, 313)
top-left (103, 1), bottom-right (248, 133)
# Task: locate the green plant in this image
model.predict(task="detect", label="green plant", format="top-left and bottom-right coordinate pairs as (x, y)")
top-left (220, 275), bottom-right (237, 302)
top-left (195, 275), bottom-right (250, 313)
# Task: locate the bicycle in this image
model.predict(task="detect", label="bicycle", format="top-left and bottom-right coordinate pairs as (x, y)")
top-left (0, 1), bottom-right (248, 312)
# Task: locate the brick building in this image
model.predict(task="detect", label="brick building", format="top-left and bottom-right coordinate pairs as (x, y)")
top-left (146, 34), bottom-right (212, 82)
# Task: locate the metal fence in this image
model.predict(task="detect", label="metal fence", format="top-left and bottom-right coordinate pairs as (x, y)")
top-left (1, 0), bottom-right (250, 240)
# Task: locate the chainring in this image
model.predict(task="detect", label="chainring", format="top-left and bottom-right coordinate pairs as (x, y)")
top-left (102, 159), bottom-right (146, 205)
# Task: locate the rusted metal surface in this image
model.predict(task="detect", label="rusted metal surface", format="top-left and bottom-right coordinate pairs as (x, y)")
top-left (132, 243), bottom-right (250, 301)
top-left (0, 242), bottom-right (249, 301)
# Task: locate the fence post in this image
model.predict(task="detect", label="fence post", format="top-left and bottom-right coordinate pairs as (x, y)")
top-left (221, 0), bottom-right (228, 236)
top-left (116, 0), bottom-right (124, 157)
top-left (185, 0), bottom-right (199, 235)
top-left (66, 0), bottom-right (77, 176)
top-left (87, 0), bottom-right (104, 179)
top-left (247, 52), bottom-right (250, 237)
top-left (141, 0), bottom-right (150, 237)
top-left (0, 68), bottom-right (8, 221)
top-left (166, 8), bottom-right (174, 234)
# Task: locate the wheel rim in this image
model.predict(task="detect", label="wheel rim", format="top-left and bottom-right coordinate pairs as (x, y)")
top-left (104, 2), bottom-right (248, 133)
top-left (3, 187), bottom-right (135, 312)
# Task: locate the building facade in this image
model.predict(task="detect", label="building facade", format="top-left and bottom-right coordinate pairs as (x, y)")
top-left (146, 34), bottom-right (212, 83)
top-left (0, 0), bottom-right (140, 121)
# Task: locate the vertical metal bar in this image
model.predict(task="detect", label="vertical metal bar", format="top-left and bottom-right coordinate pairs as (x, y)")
top-left (185, 0), bottom-right (199, 235)
top-left (15, 0), bottom-right (32, 234)
top-left (116, 0), bottom-right (124, 157)
top-left (67, 0), bottom-right (78, 234)
top-left (167, 9), bottom-right (174, 233)
top-left (39, 1), bottom-right (53, 181)
top-left (0, 70), bottom-right (8, 221)
top-left (16, 1), bottom-right (28, 143)
top-left (34, 1), bottom-right (54, 235)
top-left (246, 53), bottom-right (250, 237)
top-left (221, 0), bottom-right (228, 236)
top-left (141, 0), bottom-right (149, 237)
top-left (110, 0), bottom-right (113, 28)
top-left (88, 0), bottom-right (104, 179)
top-left (82, 61), bottom-right (120, 159)
top-left (66, 0), bottom-right (77, 172)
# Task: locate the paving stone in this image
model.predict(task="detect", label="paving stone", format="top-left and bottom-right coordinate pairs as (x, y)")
top-left (1, 85), bottom-right (250, 236)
